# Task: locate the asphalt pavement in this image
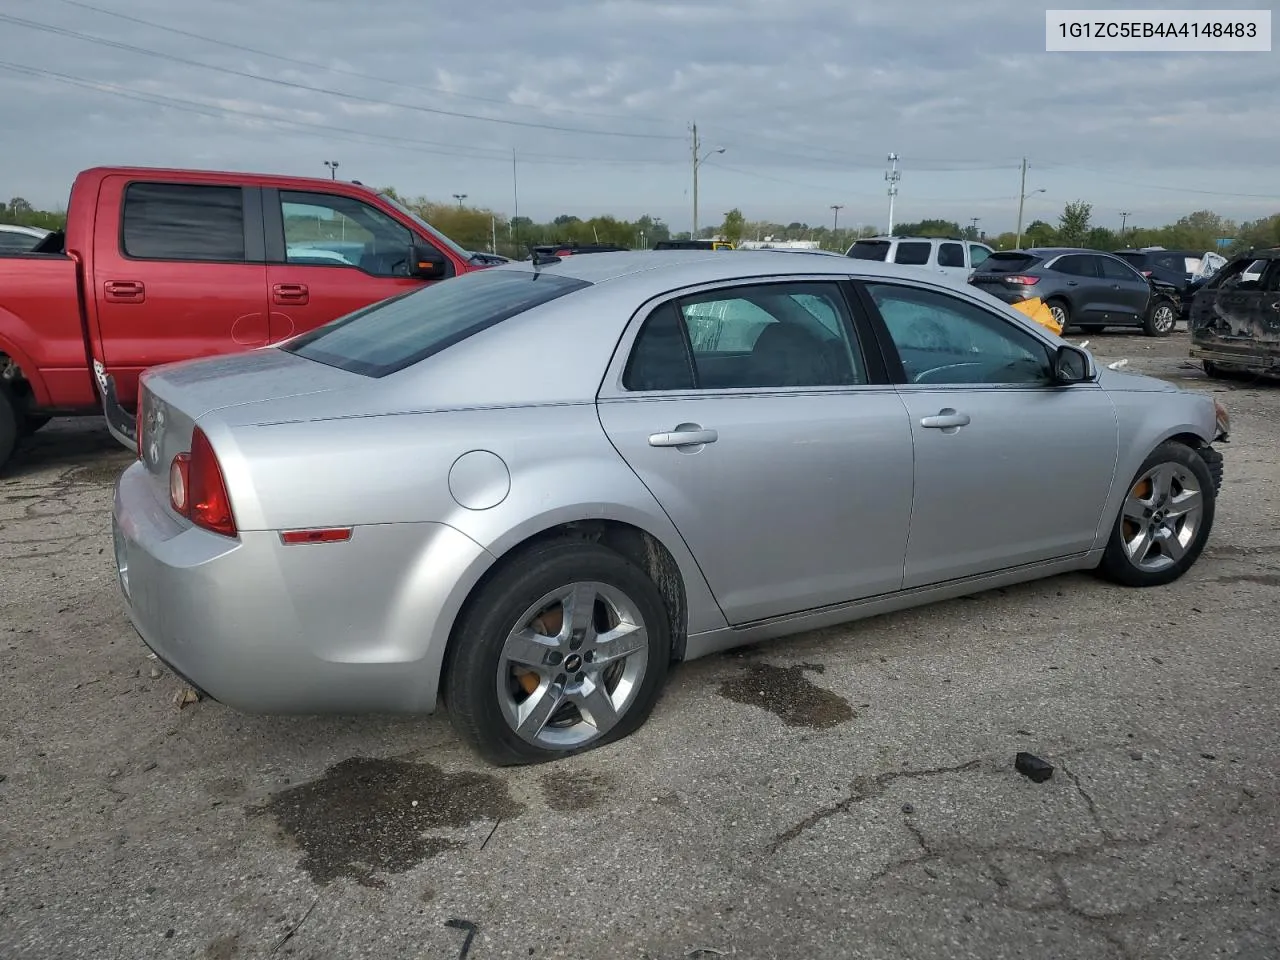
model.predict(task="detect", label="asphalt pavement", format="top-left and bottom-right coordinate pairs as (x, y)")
top-left (2, 328), bottom-right (1278, 960)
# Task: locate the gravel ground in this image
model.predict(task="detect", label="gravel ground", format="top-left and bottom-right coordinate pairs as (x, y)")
top-left (2, 328), bottom-right (1278, 960)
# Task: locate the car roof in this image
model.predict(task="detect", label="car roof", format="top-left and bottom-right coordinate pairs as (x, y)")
top-left (487, 249), bottom-right (967, 290)
top-left (0, 223), bottom-right (50, 237)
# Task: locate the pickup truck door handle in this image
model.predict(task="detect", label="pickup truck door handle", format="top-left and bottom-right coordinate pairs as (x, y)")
top-left (272, 283), bottom-right (309, 305)
top-left (104, 280), bottom-right (145, 303)
top-left (648, 427), bottom-right (718, 448)
top-left (920, 409), bottom-right (971, 430)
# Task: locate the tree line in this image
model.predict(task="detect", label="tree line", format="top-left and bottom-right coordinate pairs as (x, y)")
top-left (7, 190), bottom-right (1279, 260)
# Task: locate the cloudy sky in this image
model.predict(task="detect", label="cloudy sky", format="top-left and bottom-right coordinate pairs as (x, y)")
top-left (1, 0), bottom-right (1277, 234)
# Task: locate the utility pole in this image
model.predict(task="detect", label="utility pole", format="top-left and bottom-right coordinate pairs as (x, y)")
top-left (491, 215), bottom-right (497, 254)
top-left (884, 154), bottom-right (900, 235)
top-left (1015, 157), bottom-right (1028, 248)
top-left (324, 160), bottom-right (339, 180)
top-left (969, 217), bottom-right (981, 238)
top-left (830, 204), bottom-right (844, 249)
top-left (690, 122), bottom-right (725, 239)
top-left (511, 148), bottom-right (520, 253)
top-left (1119, 210), bottom-right (1131, 236)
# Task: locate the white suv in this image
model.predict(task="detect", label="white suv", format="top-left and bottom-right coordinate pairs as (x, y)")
top-left (846, 236), bottom-right (994, 279)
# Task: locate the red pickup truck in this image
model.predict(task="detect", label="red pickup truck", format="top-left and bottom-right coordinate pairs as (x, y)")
top-left (0, 166), bottom-right (499, 470)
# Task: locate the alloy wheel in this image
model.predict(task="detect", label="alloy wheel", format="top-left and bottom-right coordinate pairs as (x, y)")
top-left (1120, 462), bottom-right (1203, 573)
top-left (496, 581), bottom-right (649, 750)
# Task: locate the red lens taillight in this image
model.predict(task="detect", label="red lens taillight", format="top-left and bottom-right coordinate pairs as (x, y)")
top-left (169, 427), bottom-right (237, 537)
top-left (1004, 275), bottom-right (1040, 285)
top-left (1141, 270), bottom-right (1153, 277)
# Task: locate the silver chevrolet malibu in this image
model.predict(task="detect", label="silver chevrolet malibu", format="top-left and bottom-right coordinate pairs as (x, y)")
top-left (112, 251), bottom-right (1230, 765)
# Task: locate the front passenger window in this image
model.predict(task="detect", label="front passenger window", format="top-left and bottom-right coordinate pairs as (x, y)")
top-left (280, 191), bottom-right (418, 277)
top-left (866, 283), bottom-right (1053, 386)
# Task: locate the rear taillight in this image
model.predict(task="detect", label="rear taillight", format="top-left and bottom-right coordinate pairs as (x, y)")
top-left (1141, 270), bottom-right (1153, 277)
top-left (1004, 275), bottom-right (1040, 285)
top-left (169, 427), bottom-right (237, 537)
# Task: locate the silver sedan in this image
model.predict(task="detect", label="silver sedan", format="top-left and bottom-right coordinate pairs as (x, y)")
top-left (112, 251), bottom-right (1230, 765)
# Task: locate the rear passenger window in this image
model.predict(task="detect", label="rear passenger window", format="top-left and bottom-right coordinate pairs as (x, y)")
top-left (893, 242), bottom-right (932, 266)
top-left (938, 243), bottom-right (964, 268)
top-left (625, 282), bottom-right (866, 391)
top-left (122, 182), bottom-right (245, 262)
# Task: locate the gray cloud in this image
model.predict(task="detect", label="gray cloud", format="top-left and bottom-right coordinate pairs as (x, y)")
top-left (1, 0), bottom-right (1276, 233)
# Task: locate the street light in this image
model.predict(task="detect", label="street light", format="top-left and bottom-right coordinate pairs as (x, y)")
top-left (323, 160), bottom-right (339, 180)
top-left (453, 193), bottom-right (468, 209)
top-left (1014, 187), bottom-right (1045, 249)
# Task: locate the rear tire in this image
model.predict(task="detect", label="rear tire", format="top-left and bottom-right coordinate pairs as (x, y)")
top-left (443, 539), bottom-right (672, 766)
top-left (1096, 441), bottom-right (1215, 588)
top-left (0, 388), bottom-right (17, 473)
top-left (1143, 298), bottom-right (1177, 337)
top-left (1047, 299), bottom-right (1071, 331)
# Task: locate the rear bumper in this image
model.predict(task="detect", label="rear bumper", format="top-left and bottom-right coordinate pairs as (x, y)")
top-left (112, 461), bottom-right (493, 715)
top-left (94, 365), bottom-right (136, 452)
top-left (1189, 340), bottom-right (1280, 376)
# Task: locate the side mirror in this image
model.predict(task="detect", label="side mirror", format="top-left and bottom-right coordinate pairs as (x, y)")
top-left (1052, 343), bottom-right (1093, 384)
top-left (408, 244), bottom-right (448, 280)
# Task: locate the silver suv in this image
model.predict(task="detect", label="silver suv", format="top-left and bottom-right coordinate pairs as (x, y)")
top-left (846, 235), bottom-right (994, 279)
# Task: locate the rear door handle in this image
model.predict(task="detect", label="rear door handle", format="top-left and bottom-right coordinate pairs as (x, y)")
top-left (1066, 280), bottom-right (1078, 286)
top-left (920, 409), bottom-right (971, 430)
top-left (104, 280), bottom-right (145, 303)
top-left (273, 283), bottom-right (309, 305)
top-left (648, 427), bottom-right (718, 447)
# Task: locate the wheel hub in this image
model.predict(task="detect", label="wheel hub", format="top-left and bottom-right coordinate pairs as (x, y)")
top-left (563, 653), bottom-right (583, 673)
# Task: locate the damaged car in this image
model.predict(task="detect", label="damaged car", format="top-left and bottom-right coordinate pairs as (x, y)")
top-left (113, 251), bottom-right (1229, 766)
top-left (1189, 248), bottom-right (1280, 379)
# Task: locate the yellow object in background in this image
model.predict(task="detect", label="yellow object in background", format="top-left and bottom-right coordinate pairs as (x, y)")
top-left (1010, 296), bottom-right (1062, 336)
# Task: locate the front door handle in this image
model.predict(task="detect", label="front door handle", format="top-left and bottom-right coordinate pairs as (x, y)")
top-left (104, 280), bottom-right (145, 303)
top-left (648, 427), bottom-right (718, 447)
top-left (920, 409), bottom-right (971, 430)
top-left (273, 283), bottom-right (309, 305)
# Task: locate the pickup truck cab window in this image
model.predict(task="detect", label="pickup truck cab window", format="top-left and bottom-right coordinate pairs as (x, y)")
top-left (121, 182), bottom-right (246, 262)
top-left (279, 191), bottom-right (415, 277)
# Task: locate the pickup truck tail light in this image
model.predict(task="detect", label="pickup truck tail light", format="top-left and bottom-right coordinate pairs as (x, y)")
top-left (169, 427), bottom-right (237, 537)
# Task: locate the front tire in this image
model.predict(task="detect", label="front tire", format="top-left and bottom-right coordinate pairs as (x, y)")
top-left (1144, 298), bottom-right (1177, 337)
top-left (1047, 299), bottom-right (1071, 331)
top-left (1096, 441), bottom-right (1215, 587)
top-left (443, 539), bottom-right (672, 766)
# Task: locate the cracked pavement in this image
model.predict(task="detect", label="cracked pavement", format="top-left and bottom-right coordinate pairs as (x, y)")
top-left (2, 329), bottom-right (1278, 959)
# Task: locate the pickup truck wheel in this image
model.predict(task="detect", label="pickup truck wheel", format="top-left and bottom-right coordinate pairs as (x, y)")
top-left (20, 415), bottom-right (51, 437)
top-left (0, 389), bottom-right (17, 471)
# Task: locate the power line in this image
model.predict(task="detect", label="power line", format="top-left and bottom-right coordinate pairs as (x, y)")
top-left (0, 12), bottom-right (683, 141)
top-left (43, 0), bottom-right (681, 128)
top-left (1031, 160), bottom-right (1280, 201)
top-left (0, 60), bottom-right (679, 168)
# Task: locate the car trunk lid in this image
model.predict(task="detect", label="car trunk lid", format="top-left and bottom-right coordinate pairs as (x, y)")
top-left (135, 347), bottom-right (360, 506)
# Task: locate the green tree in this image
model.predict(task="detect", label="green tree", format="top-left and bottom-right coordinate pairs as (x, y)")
top-left (1057, 201), bottom-right (1092, 246)
top-left (721, 208), bottom-right (746, 244)
top-left (1024, 219), bottom-right (1057, 247)
top-left (893, 218), bottom-right (961, 237)
top-left (1084, 226), bottom-right (1119, 251)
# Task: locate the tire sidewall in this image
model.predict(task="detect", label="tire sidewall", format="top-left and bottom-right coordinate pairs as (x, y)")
top-left (1047, 299), bottom-right (1070, 328)
top-left (444, 541), bottom-right (672, 766)
top-left (1101, 442), bottom-right (1215, 587)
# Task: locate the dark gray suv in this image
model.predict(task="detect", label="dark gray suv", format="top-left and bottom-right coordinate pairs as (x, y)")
top-left (969, 247), bottom-right (1179, 337)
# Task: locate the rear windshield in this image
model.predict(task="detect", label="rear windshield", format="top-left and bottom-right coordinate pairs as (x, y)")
top-left (847, 240), bottom-right (890, 261)
top-left (1113, 252), bottom-right (1145, 267)
top-left (281, 269), bottom-right (590, 377)
top-left (976, 252), bottom-right (1042, 273)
